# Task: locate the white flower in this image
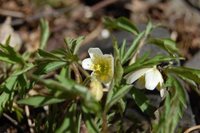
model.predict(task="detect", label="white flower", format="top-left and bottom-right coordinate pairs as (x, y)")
top-left (82, 48), bottom-right (114, 84)
top-left (126, 66), bottom-right (166, 97)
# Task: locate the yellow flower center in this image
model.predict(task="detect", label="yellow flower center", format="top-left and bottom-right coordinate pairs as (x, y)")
top-left (91, 54), bottom-right (113, 83)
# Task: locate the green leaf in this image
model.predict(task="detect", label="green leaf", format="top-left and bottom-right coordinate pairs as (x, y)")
top-left (35, 61), bottom-right (66, 74)
top-left (38, 49), bottom-right (63, 60)
top-left (0, 37), bottom-right (25, 64)
top-left (30, 75), bottom-right (101, 112)
top-left (82, 106), bottom-right (100, 133)
top-left (166, 66), bottom-right (200, 95)
top-left (64, 36), bottom-right (85, 54)
top-left (0, 76), bottom-right (17, 114)
top-left (40, 19), bottom-right (50, 50)
top-left (145, 21), bottom-right (153, 36)
top-left (153, 75), bottom-right (187, 133)
top-left (55, 103), bottom-right (80, 133)
top-left (77, 113), bottom-right (82, 133)
top-left (166, 66), bottom-right (200, 84)
top-left (124, 55), bottom-right (182, 74)
top-left (148, 38), bottom-right (180, 56)
top-left (122, 31), bottom-right (145, 64)
top-left (16, 74), bottom-right (29, 96)
top-left (118, 99), bottom-right (126, 114)
top-left (105, 85), bottom-right (132, 112)
top-left (113, 38), bottom-right (123, 85)
top-left (104, 17), bottom-right (139, 35)
top-left (131, 88), bottom-right (156, 114)
top-left (18, 96), bottom-right (65, 107)
top-left (13, 63), bottom-right (34, 76)
top-left (119, 39), bottom-right (126, 59)
top-left (0, 92), bottom-right (11, 114)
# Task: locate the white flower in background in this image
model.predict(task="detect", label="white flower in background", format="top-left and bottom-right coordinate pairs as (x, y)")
top-left (126, 66), bottom-right (166, 97)
top-left (0, 17), bottom-right (22, 51)
top-left (82, 48), bottom-right (114, 84)
top-left (89, 79), bottom-right (103, 101)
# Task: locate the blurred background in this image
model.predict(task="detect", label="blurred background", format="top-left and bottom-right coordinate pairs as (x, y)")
top-left (0, 0), bottom-right (200, 132)
top-left (0, 0), bottom-right (200, 57)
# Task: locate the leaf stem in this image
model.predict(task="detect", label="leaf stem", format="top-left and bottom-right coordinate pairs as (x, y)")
top-left (71, 63), bottom-right (82, 83)
top-left (102, 111), bottom-right (108, 133)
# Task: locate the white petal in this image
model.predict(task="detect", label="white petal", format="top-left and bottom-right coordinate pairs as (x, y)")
top-left (125, 68), bottom-right (152, 84)
top-left (88, 48), bottom-right (103, 58)
top-left (145, 68), bottom-right (163, 90)
top-left (82, 58), bottom-right (93, 70)
top-left (160, 88), bottom-right (167, 98)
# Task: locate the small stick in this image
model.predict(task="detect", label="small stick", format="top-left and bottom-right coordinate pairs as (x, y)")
top-left (3, 113), bottom-right (18, 126)
top-left (90, 0), bottom-right (118, 12)
top-left (184, 125), bottom-right (200, 133)
top-left (25, 105), bottom-right (35, 133)
top-left (0, 9), bottom-right (25, 18)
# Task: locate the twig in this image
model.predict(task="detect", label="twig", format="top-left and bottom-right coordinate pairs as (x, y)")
top-left (3, 113), bottom-right (18, 126)
top-left (184, 125), bottom-right (200, 133)
top-left (11, 6), bottom-right (76, 26)
top-left (0, 9), bottom-right (25, 18)
top-left (90, 0), bottom-right (118, 12)
top-left (82, 22), bottom-right (103, 45)
top-left (25, 105), bottom-right (35, 133)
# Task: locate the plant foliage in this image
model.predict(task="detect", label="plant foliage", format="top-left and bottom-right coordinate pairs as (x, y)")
top-left (0, 18), bottom-right (199, 132)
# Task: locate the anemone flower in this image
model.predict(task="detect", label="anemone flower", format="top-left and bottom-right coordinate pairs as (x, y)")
top-left (82, 48), bottom-right (114, 84)
top-left (126, 66), bottom-right (166, 97)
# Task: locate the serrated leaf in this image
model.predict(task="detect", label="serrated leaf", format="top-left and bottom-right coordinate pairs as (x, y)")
top-left (124, 55), bottom-right (182, 74)
top-left (104, 17), bottom-right (139, 35)
top-left (18, 96), bottom-right (65, 107)
top-left (166, 66), bottom-right (200, 84)
top-left (148, 38), bottom-right (180, 56)
top-left (166, 66), bottom-right (200, 95)
top-left (64, 36), bottom-right (85, 54)
top-left (122, 31), bottom-right (145, 64)
top-left (113, 38), bottom-right (123, 85)
top-left (40, 19), bottom-right (50, 50)
top-left (0, 37), bottom-right (24, 64)
top-left (153, 75), bottom-right (186, 133)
